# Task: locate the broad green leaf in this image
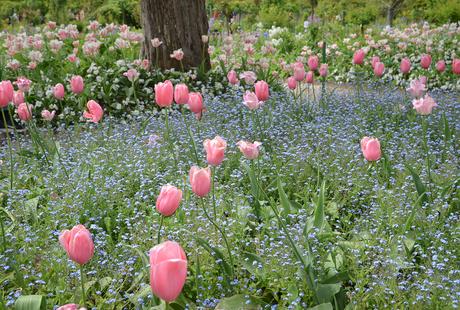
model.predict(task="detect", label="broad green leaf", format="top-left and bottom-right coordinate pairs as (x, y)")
top-left (314, 181), bottom-right (326, 231)
top-left (24, 197), bottom-right (40, 223)
top-left (129, 284), bottom-right (152, 305)
top-left (196, 237), bottom-right (233, 279)
top-left (15, 295), bottom-right (46, 310)
top-left (403, 237), bottom-right (416, 255)
top-left (316, 283), bottom-right (341, 304)
top-left (404, 192), bottom-right (427, 232)
top-left (215, 294), bottom-right (265, 310)
top-left (405, 164), bottom-right (427, 206)
top-left (242, 162), bottom-right (261, 218)
top-left (308, 302), bottom-right (333, 310)
top-left (242, 251), bottom-right (265, 279)
top-left (277, 178), bottom-right (291, 218)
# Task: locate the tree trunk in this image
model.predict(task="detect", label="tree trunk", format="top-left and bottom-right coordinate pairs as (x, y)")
top-left (140, 0), bottom-right (211, 71)
top-left (386, 0), bottom-right (405, 27)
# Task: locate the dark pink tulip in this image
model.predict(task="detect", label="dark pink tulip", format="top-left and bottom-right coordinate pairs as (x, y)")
top-left (188, 92), bottom-right (204, 113)
top-left (400, 58), bottom-right (411, 74)
top-left (83, 100), bottom-right (103, 123)
top-left (54, 83), bottom-right (65, 100)
top-left (59, 224), bottom-right (95, 265)
top-left (227, 70), bottom-right (239, 85)
top-left (453, 59), bottom-right (460, 75)
top-left (174, 84), bottom-right (189, 105)
top-left (353, 49), bottom-right (365, 65)
top-left (420, 54), bottom-right (431, 69)
top-left (203, 135), bottom-right (227, 166)
top-left (70, 75), bottom-right (84, 94)
top-left (319, 64), bottom-right (328, 77)
top-left (307, 55), bottom-right (319, 71)
top-left (305, 71), bottom-right (314, 84)
top-left (360, 137), bottom-right (381, 161)
top-left (156, 185), bottom-right (182, 217)
top-left (17, 103), bottom-right (33, 121)
top-left (254, 80), bottom-right (269, 101)
top-left (373, 62), bottom-right (385, 77)
top-left (189, 166), bottom-right (211, 197)
top-left (287, 76), bottom-right (297, 90)
top-left (155, 80), bottom-right (174, 108)
top-left (149, 241), bottom-right (187, 302)
top-left (13, 90), bottom-right (25, 106)
top-left (0, 80), bottom-right (14, 108)
top-left (435, 60), bottom-right (446, 73)
top-left (237, 140), bottom-right (262, 160)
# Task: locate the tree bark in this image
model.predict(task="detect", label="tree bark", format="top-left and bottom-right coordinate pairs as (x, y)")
top-left (140, 0), bottom-right (211, 71)
top-left (386, 0), bottom-right (405, 26)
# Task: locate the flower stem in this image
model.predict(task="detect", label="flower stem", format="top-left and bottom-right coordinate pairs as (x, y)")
top-left (157, 215), bottom-right (164, 244)
top-left (79, 264), bottom-right (86, 306)
top-left (164, 109), bottom-right (178, 170)
top-left (181, 108), bottom-right (199, 163)
top-left (199, 198), bottom-right (234, 278)
top-left (0, 211), bottom-right (6, 252)
top-left (1, 109), bottom-right (14, 190)
top-left (211, 166), bottom-right (217, 219)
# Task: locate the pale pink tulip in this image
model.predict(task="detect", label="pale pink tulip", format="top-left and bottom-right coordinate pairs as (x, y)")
top-left (319, 64), bottom-right (328, 77)
top-left (307, 55), bottom-right (319, 71)
top-left (305, 71), bottom-right (314, 84)
top-left (400, 58), bottom-right (411, 74)
top-left (293, 62), bottom-right (305, 81)
top-left (435, 60), bottom-right (445, 73)
top-left (123, 68), bottom-right (139, 82)
top-left (151, 38), bottom-right (163, 48)
top-left (54, 83), bottom-right (65, 100)
top-left (15, 77), bottom-right (32, 92)
top-left (287, 76), bottom-right (297, 90)
top-left (204, 136), bottom-right (227, 166)
top-left (237, 140), bottom-right (261, 160)
top-left (155, 80), bottom-right (174, 108)
top-left (243, 91), bottom-right (262, 110)
top-left (170, 49), bottom-right (184, 61)
top-left (189, 166), bottom-right (211, 197)
top-left (371, 56), bottom-right (380, 69)
top-left (360, 137), bottom-right (381, 161)
top-left (57, 304), bottom-right (78, 310)
top-left (174, 84), bottom-right (189, 105)
top-left (156, 185), bottom-right (182, 217)
top-left (0, 80), bottom-right (14, 107)
top-left (227, 70), bottom-right (239, 85)
top-left (373, 62), bottom-right (385, 77)
top-left (59, 224), bottom-right (95, 265)
top-left (412, 94), bottom-right (437, 115)
top-left (41, 109), bottom-right (56, 121)
top-left (188, 92), bottom-right (204, 113)
top-left (83, 100), bottom-right (103, 123)
top-left (407, 79), bottom-right (426, 98)
top-left (239, 71), bottom-right (257, 85)
top-left (17, 103), bottom-right (33, 121)
top-left (254, 80), bottom-right (269, 101)
top-left (13, 90), bottom-right (25, 106)
top-left (149, 241), bottom-right (187, 302)
top-left (70, 75), bottom-right (84, 94)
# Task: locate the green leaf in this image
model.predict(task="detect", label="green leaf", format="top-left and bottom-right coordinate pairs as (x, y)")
top-left (15, 295), bottom-right (46, 310)
top-left (24, 197), bottom-right (40, 223)
top-left (196, 237), bottom-right (233, 280)
top-left (277, 178), bottom-right (291, 218)
top-left (242, 162), bottom-right (261, 218)
top-left (308, 303), bottom-right (333, 310)
top-left (215, 294), bottom-right (265, 310)
top-left (314, 181), bottom-right (326, 231)
top-left (316, 283), bottom-right (341, 304)
top-left (242, 251), bottom-right (265, 279)
top-left (128, 284), bottom-right (152, 305)
top-left (405, 164), bottom-right (427, 206)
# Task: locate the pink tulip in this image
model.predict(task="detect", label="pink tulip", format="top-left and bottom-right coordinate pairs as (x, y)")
top-left (435, 60), bottom-right (445, 73)
top-left (254, 80), bottom-right (269, 101)
top-left (400, 58), bottom-right (411, 74)
top-left (371, 56), bottom-right (380, 69)
top-left (13, 90), bottom-right (25, 106)
top-left (59, 224), bottom-right (94, 265)
top-left (156, 185), bottom-right (182, 217)
top-left (419, 76), bottom-right (427, 85)
top-left (188, 92), bottom-right (204, 113)
top-left (174, 84), bottom-right (189, 104)
top-left (353, 49), bottom-right (365, 65)
top-left (155, 80), bottom-right (174, 108)
top-left (17, 103), bottom-right (33, 121)
top-left (189, 166), bottom-right (211, 197)
top-left (373, 62), bottom-right (385, 77)
top-left (149, 241), bottom-right (187, 302)
top-left (360, 137), bottom-right (381, 161)
top-left (293, 62), bottom-right (305, 81)
top-left (151, 38), bottom-right (163, 48)
top-left (227, 70), bottom-right (239, 85)
top-left (243, 91), bottom-right (262, 110)
top-left (453, 59), bottom-right (460, 75)
top-left (305, 71), bottom-right (314, 84)
top-left (123, 68), bottom-right (139, 82)
top-left (204, 136), bottom-right (227, 166)
top-left (237, 140), bottom-right (261, 160)
top-left (0, 80), bottom-right (14, 108)
top-left (15, 77), bottom-right (32, 92)
top-left (412, 94), bottom-right (437, 115)
top-left (307, 55), bottom-right (319, 71)
top-left (287, 76), bottom-right (297, 90)
top-left (170, 49), bottom-right (184, 61)
top-left (420, 54), bottom-right (431, 69)
top-left (239, 71), bottom-right (257, 85)
top-left (57, 304), bottom-right (78, 310)
top-left (41, 109), bottom-right (56, 121)
top-left (407, 79), bottom-right (426, 98)
top-left (319, 64), bottom-right (328, 77)
top-left (83, 100), bottom-right (103, 123)
top-left (70, 75), bottom-right (84, 94)
top-left (53, 83), bottom-right (65, 100)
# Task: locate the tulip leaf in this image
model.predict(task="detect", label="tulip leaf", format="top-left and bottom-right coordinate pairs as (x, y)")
top-left (313, 181), bottom-right (326, 231)
top-left (405, 164), bottom-right (427, 206)
top-left (215, 294), bottom-right (266, 310)
top-left (307, 303), bottom-right (333, 310)
top-left (196, 237), bottom-right (233, 281)
top-left (14, 295), bottom-right (46, 310)
top-left (277, 178), bottom-right (291, 218)
top-left (242, 251), bottom-right (265, 279)
top-left (242, 162), bottom-right (261, 218)
top-left (316, 283), bottom-right (341, 304)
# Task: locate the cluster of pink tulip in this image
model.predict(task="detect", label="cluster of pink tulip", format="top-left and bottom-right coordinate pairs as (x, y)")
top-left (285, 55), bottom-right (328, 91)
top-left (154, 80), bottom-right (204, 119)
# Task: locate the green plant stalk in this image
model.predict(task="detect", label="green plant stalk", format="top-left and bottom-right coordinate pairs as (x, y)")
top-left (422, 117), bottom-right (432, 196)
top-left (164, 109), bottom-right (178, 170)
top-left (1, 109), bottom-right (14, 190)
top-left (79, 265), bottom-right (86, 307)
top-left (157, 215), bottom-right (164, 244)
top-left (0, 211), bottom-right (6, 252)
top-left (7, 107), bottom-right (21, 152)
top-left (211, 166), bottom-right (217, 219)
top-left (199, 198), bottom-right (234, 278)
top-left (181, 108), bottom-right (199, 163)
